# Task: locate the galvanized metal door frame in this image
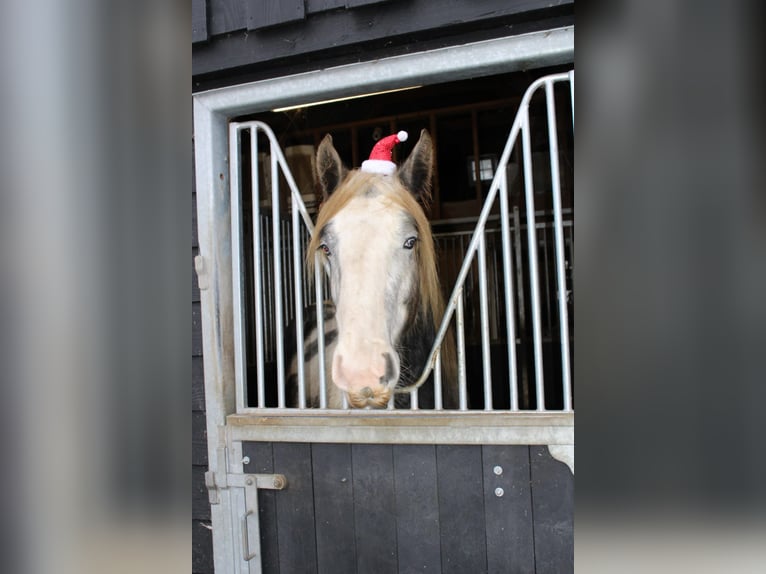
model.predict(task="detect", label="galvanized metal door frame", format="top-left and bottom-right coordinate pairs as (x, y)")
top-left (193, 27), bottom-right (574, 574)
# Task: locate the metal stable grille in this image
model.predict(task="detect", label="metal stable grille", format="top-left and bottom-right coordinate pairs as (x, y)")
top-left (230, 70), bottom-right (574, 413)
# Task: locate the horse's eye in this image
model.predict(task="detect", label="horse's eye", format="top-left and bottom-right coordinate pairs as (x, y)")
top-left (403, 236), bottom-right (417, 250)
top-left (319, 243), bottom-right (331, 256)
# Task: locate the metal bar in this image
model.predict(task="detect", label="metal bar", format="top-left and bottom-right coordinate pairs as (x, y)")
top-left (498, 170), bottom-right (519, 411)
top-left (314, 255), bottom-right (327, 409)
top-left (513, 206), bottom-right (526, 335)
top-left (410, 388), bottom-right (419, 410)
top-left (456, 291), bottom-right (468, 411)
top-left (434, 350), bottom-right (443, 411)
top-left (263, 216), bottom-right (273, 363)
top-left (230, 125), bottom-right (247, 412)
top-left (477, 234), bottom-right (493, 410)
top-left (569, 69), bottom-right (575, 130)
top-left (270, 151), bottom-right (286, 408)
top-left (251, 131), bottom-right (266, 408)
top-left (545, 79), bottom-right (572, 411)
top-left (542, 217), bottom-right (552, 337)
top-left (292, 194), bottom-right (306, 408)
top-left (521, 108), bottom-right (546, 411)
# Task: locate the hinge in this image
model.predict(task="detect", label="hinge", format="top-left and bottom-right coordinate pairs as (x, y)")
top-left (205, 470), bottom-right (287, 505)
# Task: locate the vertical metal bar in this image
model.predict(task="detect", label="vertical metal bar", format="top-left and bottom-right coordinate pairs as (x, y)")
top-left (545, 79), bottom-right (572, 411)
top-left (314, 255), bottom-right (327, 409)
top-left (251, 131), bottom-right (266, 407)
top-left (513, 206), bottom-right (526, 335)
top-left (521, 109), bottom-right (546, 411)
top-left (270, 152), bottom-right (286, 408)
top-left (569, 70), bottom-right (575, 130)
top-left (435, 343), bottom-right (444, 410)
top-left (292, 194), bottom-right (306, 408)
top-left (498, 170), bottom-right (519, 411)
top-left (410, 388), bottom-right (419, 410)
top-left (477, 233), bottom-right (493, 411)
top-left (456, 289), bottom-right (468, 411)
top-left (229, 125), bottom-right (247, 412)
top-left (542, 221), bottom-right (552, 337)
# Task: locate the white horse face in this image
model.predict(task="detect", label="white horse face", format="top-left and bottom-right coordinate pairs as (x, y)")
top-left (314, 130), bottom-right (435, 408)
top-left (319, 188), bottom-right (419, 407)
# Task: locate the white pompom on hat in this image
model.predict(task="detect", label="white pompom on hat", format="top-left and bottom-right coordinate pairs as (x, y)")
top-left (360, 130), bottom-right (408, 175)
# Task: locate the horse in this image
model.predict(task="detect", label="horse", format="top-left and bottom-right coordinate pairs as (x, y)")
top-left (287, 129), bottom-right (457, 409)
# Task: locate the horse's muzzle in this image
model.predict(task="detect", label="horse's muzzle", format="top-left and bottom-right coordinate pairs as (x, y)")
top-left (346, 386), bottom-right (391, 409)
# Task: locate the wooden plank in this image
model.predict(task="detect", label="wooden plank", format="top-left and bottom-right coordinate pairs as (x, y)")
top-left (192, 519), bottom-right (214, 574)
top-left (351, 444), bottom-right (398, 573)
top-left (436, 445), bottom-right (487, 573)
top-left (192, 0), bottom-right (208, 44)
top-left (273, 442), bottom-right (318, 573)
top-left (192, 465), bottom-right (211, 520)
top-left (248, 0), bottom-right (306, 31)
top-left (345, 0), bottom-right (391, 7)
top-left (242, 442), bottom-right (280, 574)
top-left (530, 446), bottom-right (573, 574)
top-left (312, 444), bottom-right (356, 574)
top-left (208, 0), bottom-right (248, 36)
top-left (192, 412), bottom-right (208, 466)
top-left (192, 301), bottom-right (203, 357)
top-left (192, 356), bottom-right (206, 411)
top-left (306, 0), bottom-right (346, 14)
top-left (393, 445), bottom-right (442, 573)
top-left (483, 445), bottom-right (535, 574)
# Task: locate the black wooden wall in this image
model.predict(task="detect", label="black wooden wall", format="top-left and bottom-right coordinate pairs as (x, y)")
top-left (192, 0), bottom-right (574, 89)
top-left (243, 443), bottom-right (573, 574)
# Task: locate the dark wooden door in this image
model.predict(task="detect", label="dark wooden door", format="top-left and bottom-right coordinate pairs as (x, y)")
top-left (242, 442), bottom-right (573, 573)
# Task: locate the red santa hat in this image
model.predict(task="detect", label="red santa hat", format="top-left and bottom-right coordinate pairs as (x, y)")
top-left (361, 130), bottom-right (408, 175)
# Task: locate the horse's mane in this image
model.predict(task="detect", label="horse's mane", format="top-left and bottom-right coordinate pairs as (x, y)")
top-left (308, 170), bottom-right (457, 405)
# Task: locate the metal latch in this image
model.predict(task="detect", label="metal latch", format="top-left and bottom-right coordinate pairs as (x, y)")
top-left (205, 471), bottom-right (288, 563)
top-left (205, 471), bottom-right (287, 505)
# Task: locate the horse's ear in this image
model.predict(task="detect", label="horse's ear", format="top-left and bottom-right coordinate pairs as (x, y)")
top-left (397, 129), bottom-right (434, 207)
top-left (316, 134), bottom-right (347, 200)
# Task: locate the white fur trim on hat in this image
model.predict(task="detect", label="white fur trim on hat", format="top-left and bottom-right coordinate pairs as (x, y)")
top-left (360, 158), bottom-right (396, 175)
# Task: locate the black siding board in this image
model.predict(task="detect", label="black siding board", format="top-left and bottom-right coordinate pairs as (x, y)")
top-left (306, 0), bottom-right (346, 13)
top-left (193, 0), bottom-right (573, 77)
top-left (193, 465), bottom-right (212, 520)
top-left (393, 445), bottom-right (442, 574)
top-left (192, 411), bottom-right (209, 465)
top-left (351, 444), bottom-right (398, 573)
top-left (243, 442), bottom-right (281, 574)
top-left (209, 0), bottom-right (248, 35)
top-left (436, 445), bottom-right (487, 573)
top-left (193, 519), bottom-right (214, 573)
top-left (530, 446), bottom-right (573, 574)
top-left (192, 301), bottom-right (203, 357)
top-left (273, 443), bottom-right (318, 574)
top-left (248, 0), bottom-right (306, 31)
top-left (311, 444), bottom-right (357, 574)
top-left (192, 0), bottom-right (208, 43)
top-left (192, 356), bottom-right (206, 410)
top-left (345, 0), bottom-right (391, 7)
top-left (483, 445), bottom-right (535, 574)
